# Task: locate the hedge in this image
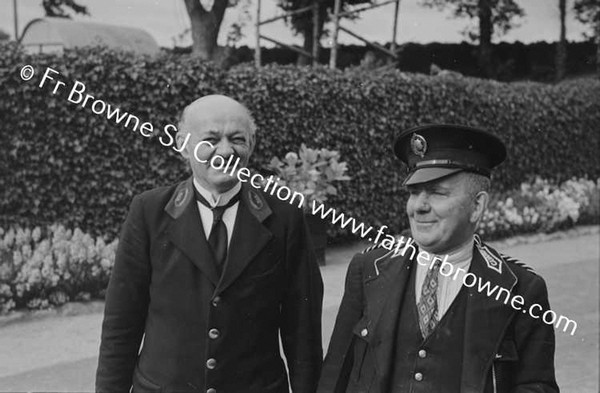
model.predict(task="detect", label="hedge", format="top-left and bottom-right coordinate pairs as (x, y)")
top-left (1, 44), bottom-right (599, 242)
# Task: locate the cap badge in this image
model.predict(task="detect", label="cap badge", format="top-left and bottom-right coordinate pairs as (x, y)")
top-left (411, 133), bottom-right (427, 158)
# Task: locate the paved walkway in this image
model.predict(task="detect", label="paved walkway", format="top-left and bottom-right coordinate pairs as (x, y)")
top-left (0, 232), bottom-right (598, 392)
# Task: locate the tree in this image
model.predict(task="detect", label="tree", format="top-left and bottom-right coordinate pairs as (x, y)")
top-left (184, 0), bottom-right (243, 60)
top-left (42, 0), bottom-right (88, 18)
top-left (573, 0), bottom-right (600, 78)
top-left (421, 0), bottom-right (524, 78)
top-left (278, 0), bottom-right (371, 65)
top-left (555, 0), bottom-right (567, 81)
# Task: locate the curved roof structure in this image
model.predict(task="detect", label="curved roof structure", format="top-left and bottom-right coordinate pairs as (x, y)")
top-left (20, 17), bottom-right (160, 55)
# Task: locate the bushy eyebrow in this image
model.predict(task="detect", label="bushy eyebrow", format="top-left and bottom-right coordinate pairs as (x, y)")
top-left (201, 129), bottom-right (250, 141)
top-left (203, 129), bottom-right (245, 136)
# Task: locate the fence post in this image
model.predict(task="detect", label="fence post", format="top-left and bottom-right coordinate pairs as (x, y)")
top-left (312, 1), bottom-right (320, 66)
top-left (254, 0), bottom-right (262, 68)
top-left (391, 0), bottom-right (400, 54)
top-left (329, 0), bottom-right (341, 69)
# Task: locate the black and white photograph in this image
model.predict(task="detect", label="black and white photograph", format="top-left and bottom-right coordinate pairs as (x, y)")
top-left (0, 0), bottom-right (598, 392)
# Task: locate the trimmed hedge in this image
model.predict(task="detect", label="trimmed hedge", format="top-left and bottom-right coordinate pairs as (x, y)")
top-left (1, 44), bottom-right (599, 242)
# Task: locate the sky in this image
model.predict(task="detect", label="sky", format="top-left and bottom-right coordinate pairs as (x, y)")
top-left (0, 0), bottom-right (592, 49)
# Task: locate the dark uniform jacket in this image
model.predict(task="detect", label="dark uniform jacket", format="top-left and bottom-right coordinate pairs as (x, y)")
top-left (317, 236), bottom-right (559, 393)
top-left (96, 178), bottom-right (324, 393)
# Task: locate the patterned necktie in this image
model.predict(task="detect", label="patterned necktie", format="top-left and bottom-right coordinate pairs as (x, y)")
top-left (194, 189), bottom-right (240, 271)
top-left (417, 260), bottom-right (441, 339)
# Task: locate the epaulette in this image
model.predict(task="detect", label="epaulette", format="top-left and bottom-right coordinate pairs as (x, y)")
top-left (362, 242), bottom-right (385, 254)
top-left (500, 252), bottom-right (536, 274)
top-left (474, 235), bottom-right (536, 275)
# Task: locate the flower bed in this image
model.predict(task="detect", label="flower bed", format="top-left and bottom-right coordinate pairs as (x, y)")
top-left (479, 177), bottom-right (599, 239)
top-left (0, 224), bottom-right (117, 313)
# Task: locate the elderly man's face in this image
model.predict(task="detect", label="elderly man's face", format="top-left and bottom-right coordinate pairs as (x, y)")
top-left (179, 97), bottom-right (255, 194)
top-left (406, 172), bottom-right (478, 254)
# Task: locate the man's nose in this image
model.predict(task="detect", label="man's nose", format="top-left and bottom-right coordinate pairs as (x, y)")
top-left (214, 138), bottom-right (235, 157)
top-left (414, 191), bottom-right (431, 212)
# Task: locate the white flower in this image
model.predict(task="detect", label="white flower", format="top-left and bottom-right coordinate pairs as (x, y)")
top-left (32, 227), bottom-right (42, 242)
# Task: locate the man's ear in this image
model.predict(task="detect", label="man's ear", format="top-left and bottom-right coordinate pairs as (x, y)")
top-left (175, 132), bottom-right (191, 159)
top-left (249, 133), bottom-right (256, 154)
top-left (471, 191), bottom-right (489, 224)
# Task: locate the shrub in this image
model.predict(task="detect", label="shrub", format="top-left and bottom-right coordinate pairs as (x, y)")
top-left (266, 144), bottom-right (350, 210)
top-left (1, 44), bottom-right (599, 243)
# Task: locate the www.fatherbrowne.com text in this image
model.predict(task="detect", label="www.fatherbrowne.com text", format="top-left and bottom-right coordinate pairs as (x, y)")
top-left (21, 65), bottom-right (578, 336)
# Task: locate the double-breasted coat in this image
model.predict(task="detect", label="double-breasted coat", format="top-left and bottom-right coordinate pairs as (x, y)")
top-left (96, 178), bottom-right (324, 393)
top-left (317, 237), bottom-right (559, 393)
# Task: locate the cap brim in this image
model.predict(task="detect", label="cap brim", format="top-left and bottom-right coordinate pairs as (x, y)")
top-left (403, 168), bottom-right (463, 186)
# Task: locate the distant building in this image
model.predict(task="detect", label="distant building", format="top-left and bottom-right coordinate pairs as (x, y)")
top-left (19, 17), bottom-right (160, 55)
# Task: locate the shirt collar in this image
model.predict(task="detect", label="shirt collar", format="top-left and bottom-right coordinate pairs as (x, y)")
top-left (193, 178), bottom-right (242, 208)
top-left (434, 237), bottom-right (474, 267)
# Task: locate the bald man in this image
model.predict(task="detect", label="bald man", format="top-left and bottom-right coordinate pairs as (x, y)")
top-left (96, 95), bottom-right (324, 393)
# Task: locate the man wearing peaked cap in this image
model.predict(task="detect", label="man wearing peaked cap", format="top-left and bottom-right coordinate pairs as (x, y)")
top-left (318, 124), bottom-right (559, 393)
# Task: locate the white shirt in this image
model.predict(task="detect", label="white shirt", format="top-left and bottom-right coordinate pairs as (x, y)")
top-left (193, 178), bottom-right (241, 249)
top-left (415, 238), bottom-right (474, 319)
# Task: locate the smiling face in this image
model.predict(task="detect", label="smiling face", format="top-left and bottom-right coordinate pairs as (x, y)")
top-left (177, 95), bottom-right (255, 194)
top-left (406, 172), bottom-right (488, 254)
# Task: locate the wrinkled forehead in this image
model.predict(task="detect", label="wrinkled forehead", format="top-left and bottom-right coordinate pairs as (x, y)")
top-left (181, 98), bottom-right (255, 136)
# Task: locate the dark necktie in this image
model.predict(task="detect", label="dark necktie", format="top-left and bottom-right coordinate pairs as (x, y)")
top-left (194, 189), bottom-right (240, 271)
top-left (417, 260), bottom-right (441, 339)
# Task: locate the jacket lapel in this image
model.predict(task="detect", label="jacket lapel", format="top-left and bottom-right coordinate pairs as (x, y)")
top-left (461, 245), bottom-right (518, 393)
top-left (217, 183), bottom-right (273, 293)
top-left (165, 178), bottom-right (220, 286)
top-left (359, 250), bottom-right (414, 378)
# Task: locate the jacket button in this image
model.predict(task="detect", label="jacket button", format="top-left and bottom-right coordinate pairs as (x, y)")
top-left (418, 349), bottom-right (427, 358)
top-left (360, 328), bottom-right (368, 337)
top-left (209, 328), bottom-right (220, 339)
top-left (212, 296), bottom-right (221, 307)
top-left (206, 358), bottom-right (217, 369)
top-left (414, 372), bottom-right (423, 381)
top-left (207, 389), bottom-right (216, 393)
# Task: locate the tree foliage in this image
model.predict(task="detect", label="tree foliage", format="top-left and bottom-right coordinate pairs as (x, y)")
top-left (277, 0), bottom-right (371, 64)
top-left (573, 0), bottom-right (600, 32)
top-left (573, 0), bottom-right (600, 77)
top-left (420, 0), bottom-right (524, 78)
top-left (42, 0), bottom-right (89, 18)
top-left (420, 0), bottom-right (523, 41)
